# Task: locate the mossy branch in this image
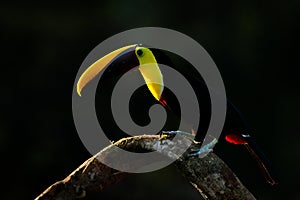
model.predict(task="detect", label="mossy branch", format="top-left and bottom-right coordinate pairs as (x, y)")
top-left (35, 134), bottom-right (256, 200)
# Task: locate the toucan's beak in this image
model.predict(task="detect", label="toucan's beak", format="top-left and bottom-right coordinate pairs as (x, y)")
top-left (77, 44), bottom-right (137, 96)
top-left (77, 44), bottom-right (164, 102)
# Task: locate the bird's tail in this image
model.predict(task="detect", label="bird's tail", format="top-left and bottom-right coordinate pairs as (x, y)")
top-left (244, 137), bottom-right (278, 185)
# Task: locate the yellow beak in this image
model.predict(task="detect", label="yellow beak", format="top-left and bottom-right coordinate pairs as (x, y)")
top-left (77, 44), bottom-right (136, 96)
top-left (77, 45), bottom-right (164, 101)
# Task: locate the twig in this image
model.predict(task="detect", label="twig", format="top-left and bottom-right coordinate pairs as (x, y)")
top-left (35, 134), bottom-right (256, 200)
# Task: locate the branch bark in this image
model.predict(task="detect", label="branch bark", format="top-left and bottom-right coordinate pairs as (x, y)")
top-left (35, 134), bottom-right (256, 200)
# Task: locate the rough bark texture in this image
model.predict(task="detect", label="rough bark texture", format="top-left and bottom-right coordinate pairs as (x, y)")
top-left (175, 153), bottom-right (256, 200)
top-left (35, 134), bottom-right (256, 200)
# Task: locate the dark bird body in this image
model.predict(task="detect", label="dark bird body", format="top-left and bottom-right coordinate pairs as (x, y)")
top-left (150, 48), bottom-right (277, 185)
top-left (77, 45), bottom-right (277, 185)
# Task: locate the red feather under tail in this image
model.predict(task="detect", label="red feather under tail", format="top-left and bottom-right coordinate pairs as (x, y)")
top-left (225, 134), bottom-right (277, 185)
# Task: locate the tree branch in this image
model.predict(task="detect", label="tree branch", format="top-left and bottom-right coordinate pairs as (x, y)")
top-left (35, 134), bottom-right (256, 200)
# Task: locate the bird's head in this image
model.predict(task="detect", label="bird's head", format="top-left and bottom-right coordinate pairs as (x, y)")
top-left (77, 44), bottom-right (164, 101)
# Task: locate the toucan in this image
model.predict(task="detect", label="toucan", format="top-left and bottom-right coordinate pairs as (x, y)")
top-left (76, 44), bottom-right (277, 185)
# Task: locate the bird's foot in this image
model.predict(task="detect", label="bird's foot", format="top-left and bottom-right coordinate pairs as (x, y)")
top-left (188, 138), bottom-right (218, 158)
top-left (161, 131), bottom-right (217, 158)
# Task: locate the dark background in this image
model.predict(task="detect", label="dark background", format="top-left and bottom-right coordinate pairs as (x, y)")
top-left (1, 1), bottom-right (299, 199)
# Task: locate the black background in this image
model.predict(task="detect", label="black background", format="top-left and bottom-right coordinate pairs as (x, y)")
top-left (1, 1), bottom-right (299, 199)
